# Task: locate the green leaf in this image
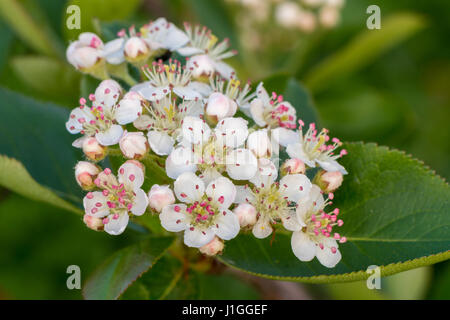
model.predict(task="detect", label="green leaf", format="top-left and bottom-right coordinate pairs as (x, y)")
top-left (64, 0), bottom-right (142, 40)
top-left (304, 13), bottom-right (427, 93)
top-left (220, 143), bottom-right (450, 283)
top-left (83, 236), bottom-right (175, 300)
top-left (0, 156), bottom-right (81, 214)
top-left (0, 87), bottom-right (83, 202)
top-left (11, 55), bottom-right (80, 103)
top-left (121, 254), bottom-right (184, 300)
top-left (0, 0), bottom-right (62, 57)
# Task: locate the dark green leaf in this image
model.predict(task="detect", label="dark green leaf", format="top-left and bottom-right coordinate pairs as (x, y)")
top-left (0, 87), bottom-right (83, 203)
top-left (83, 236), bottom-right (175, 299)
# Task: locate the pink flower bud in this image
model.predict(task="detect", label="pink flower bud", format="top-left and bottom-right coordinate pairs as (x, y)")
top-left (66, 33), bottom-right (104, 70)
top-left (281, 158), bottom-right (306, 175)
top-left (119, 131), bottom-right (149, 159)
top-left (82, 137), bottom-right (107, 161)
top-left (124, 37), bottom-right (150, 62)
top-left (319, 6), bottom-right (340, 28)
top-left (83, 214), bottom-right (104, 231)
top-left (187, 54), bottom-right (216, 79)
top-left (75, 161), bottom-right (101, 190)
top-left (315, 170), bottom-right (343, 193)
top-left (205, 92), bottom-right (237, 124)
top-left (247, 130), bottom-right (272, 158)
top-left (199, 236), bottom-right (224, 256)
top-left (148, 185), bottom-right (175, 212)
top-left (233, 203), bottom-right (257, 228)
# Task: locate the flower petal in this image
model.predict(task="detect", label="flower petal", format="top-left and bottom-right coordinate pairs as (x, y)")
top-left (115, 98), bottom-right (142, 125)
top-left (184, 226), bottom-right (215, 248)
top-left (94, 80), bottom-right (122, 110)
top-left (249, 98), bottom-right (267, 127)
top-left (291, 231), bottom-right (316, 262)
top-left (182, 116), bottom-right (211, 145)
top-left (252, 218), bottom-right (273, 239)
top-left (214, 209), bottom-right (240, 240)
top-left (286, 143), bottom-right (315, 167)
top-left (95, 124), bottom-right (123, 146)
top-left (215, 117), bottom-right (249, 148)
top-left (279, 174), bottom-right (312, 203)
top-left (131, 188), bottom-right (148, 216)
top-left (199, 168), bottom-right (222, 186)
top-left (177, 46), bottom-right (205, 56)
top-left (226, 148), bottom-right (258, 180)
top-left (316, 159), bottom-right (348, 175)
top-left (165, 146), bottom-right (197, 179)
top-left (234, 185), bottom-right (255, 204)
top-left (316, 238), bottom-right (341, 268)
top-left (213, 60), bottom-right (234, 79)
top-left (206, 177), bottom-right (236, 209)
top-left (249, 158), bottom-right (277, 188)
top-left (104, 213), bottom-right (129, 236)
top-left (281, 209), bottom-right (302, 231)
top-left (148, 131), bottom-right (174, 156)
top-left (160, 204), bottom-right (188, 232)
top-left (174, 172), bottom-right (205, 203)
top-left (173, 85), bottom-right (203, 100)
top-left (83, 191), bottom-right (109, 218)
top-left (104, 38), bottom-right (125, 64)
top-left (117, 160), bottom-right (145, 189)
top-left (272, 127), bottom-right (299, 147)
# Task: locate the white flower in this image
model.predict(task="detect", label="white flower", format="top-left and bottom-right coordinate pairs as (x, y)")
top-left (66, 80), bottom-right (143, 146)
top-left (66, 32), bottom-right (104, 70)
top-left (235, 159), bottom-right (312, 239)
top-left (277, 122), bottom-right (348, 174)
top-left (133, 60), bottom-right (211, 101)
top-left (83, 161), bottom-right (148, 235)
top-left (119, 131), bottom-right (149, 159)
top-left (133, 95), bottom-right (203, 156)
top-left (249, 82), bottom-right (297, 129)
top-left (166, 116), bottom-right (255, 184)
top-left (291, 185), bottom-right (346, 268)
top-left (142, 17), bottom-right (189, 51)
top-left (148, 184), bottom-right (176, 212)
top-left (75, 161), bottom-right (100, 190)
top-left (177, 24), bottom-right (236, 79)
top-left (159, 172), bottom-right (240, 248)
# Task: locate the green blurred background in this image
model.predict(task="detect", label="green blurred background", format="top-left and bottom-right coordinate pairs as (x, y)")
top-left (0, 0), bottom-right (448, 299)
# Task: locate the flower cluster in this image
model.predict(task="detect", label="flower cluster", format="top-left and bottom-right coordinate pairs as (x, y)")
top-left (67, 18), bottom-right (348, 268)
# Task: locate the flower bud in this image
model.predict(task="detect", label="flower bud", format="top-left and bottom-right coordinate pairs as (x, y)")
top-left (148, 185), bottom-right (175, 212)
top-left (314, 170), bottom-right (343, 193)
top-left (83, 214), bottom-right (104, 231)
top-left (233, 203), bottom-right (257, 228)
top-left (281, 158), bottom-right (306, 175)
top-left (319, 6), bottom-right (340, 28)
top-left (82, 137), bottom-right (107, 161)
top-left (119, 131), bottom-right (149, 159)
top-left (124, 37), bottom-right (151, 63)
top-left (205, 92), bottom-right (237, 125)
top-left (75, 161), bottom-right (101, 190)
top-left (199, 236), bottom-right (224, 256)
top-left (247, 130), bottom-right (272, 158)
top-left (66, 33), bottom-right (107, 78)
top-left (187, 54), bottom-right (216, 79)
